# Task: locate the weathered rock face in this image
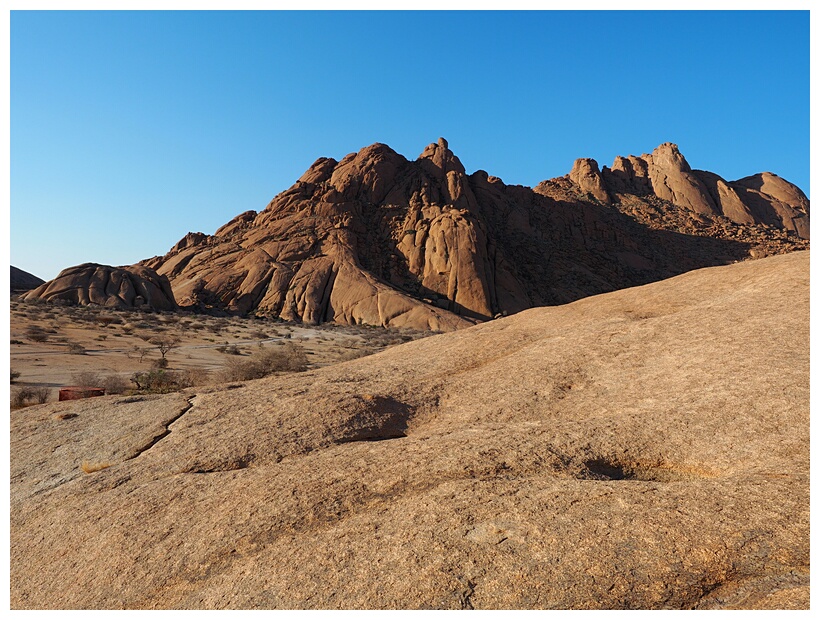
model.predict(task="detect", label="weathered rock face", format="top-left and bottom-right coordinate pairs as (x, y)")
top-left (22, 263), bottom-right (177, 311)
top-left (568, 157), bottom-right (610, 204)
top-left (141, 139), bottom-right (808, 330)
top-left (10, 266), bottom-right (45, 292)
top-left (549, 142), bottom-right (810, 240)
top-left (10, 251), bottom-right (809, 609)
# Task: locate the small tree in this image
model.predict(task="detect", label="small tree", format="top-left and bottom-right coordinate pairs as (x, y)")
top-left (126, 345), bottom-right (148, 363)
top-left (149, 336), bottom-right (180, 364)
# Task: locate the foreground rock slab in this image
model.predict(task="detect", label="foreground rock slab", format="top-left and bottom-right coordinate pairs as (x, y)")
top-left (10, 251), bottom-right (808, 609)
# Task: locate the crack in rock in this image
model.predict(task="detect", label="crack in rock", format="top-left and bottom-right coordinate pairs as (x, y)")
top-left (125, 396), bottom-right (195, 461)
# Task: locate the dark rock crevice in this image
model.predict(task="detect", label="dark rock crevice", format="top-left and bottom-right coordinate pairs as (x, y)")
top-left (124, 396), bottom-right (196, 462)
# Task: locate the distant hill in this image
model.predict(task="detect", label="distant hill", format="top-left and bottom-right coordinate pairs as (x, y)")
top-left (10, 266), bottom-right (45, 292)
top-left (137, 138), bottom-right (808, 329)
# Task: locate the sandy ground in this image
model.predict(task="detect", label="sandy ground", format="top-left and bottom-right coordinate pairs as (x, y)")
top-left (9, 297), bottom-right (431, 402)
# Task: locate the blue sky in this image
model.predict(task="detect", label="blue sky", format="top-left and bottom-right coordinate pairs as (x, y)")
top-left (10, 10), bottom-right (810, 281)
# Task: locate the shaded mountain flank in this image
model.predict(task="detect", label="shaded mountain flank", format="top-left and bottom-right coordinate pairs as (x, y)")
top-left (10, 251), bottom-right (809, 609)
top-left (10, 266), bottom-right (45, 292)
top-left (138, 139), bottom-right (807, 329)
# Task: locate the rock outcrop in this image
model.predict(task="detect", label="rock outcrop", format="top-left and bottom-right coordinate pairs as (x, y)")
top-left (10, 251), bottom-right (809, 609)
top-left (544, 142), bottom-right (810, 240)
top-left (142, 139), bottom-right (808, 330)
top-left (568, 157), bottom-right (610, 204)
top-left (22, 263), bottom-right (177, 311)
top-left (10, 266), bottom-right (45, 292)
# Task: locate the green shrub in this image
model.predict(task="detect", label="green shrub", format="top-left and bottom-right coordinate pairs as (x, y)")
top-left (131, 369), bottom-right (178, 393)
top-left (131, 367), bottom-right (207, 393)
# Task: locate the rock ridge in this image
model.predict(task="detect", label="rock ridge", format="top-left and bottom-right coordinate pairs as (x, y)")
top-left (546, 142), bottom-right (809, 239)
top-left (142, 138), bottom-right (806, 329)
top-left (27, 139), bottom-right (808, 330)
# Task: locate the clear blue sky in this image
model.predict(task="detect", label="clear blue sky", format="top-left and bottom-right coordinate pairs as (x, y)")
top-left (10, 10), bottom-right (810, 281)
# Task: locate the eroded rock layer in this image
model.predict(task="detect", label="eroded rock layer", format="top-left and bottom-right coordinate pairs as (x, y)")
top-left (22, 263), bottom-right (177, 311)
top-left (142, 139), bottom-right (807, 330)
top-left (10, 251), bottom-right (809, 609)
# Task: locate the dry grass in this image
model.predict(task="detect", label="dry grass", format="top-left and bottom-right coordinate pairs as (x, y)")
top-left (81, 460), bottom-right (112, 474)
top-left (220, 343), bottom-right (308, 381)
top-left (72, 371), bottom-right (103, 387)
top-left (67, 342), bottom-right (87, 355)
top-left (336, 348), bottom-right (376, 362)
top-left (11, 386), bottom-right (50, 408)
top-left (9, 297), bottom-right (435, 400)
top-left (25, 326), bottom-right (48, 342)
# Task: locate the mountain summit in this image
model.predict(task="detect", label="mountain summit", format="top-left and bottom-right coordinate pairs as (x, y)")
top-left (129, 139), bottom-right (805, 330)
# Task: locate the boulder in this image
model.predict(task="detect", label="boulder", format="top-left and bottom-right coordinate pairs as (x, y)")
top-left (22, 263), bottom-right (177, 311)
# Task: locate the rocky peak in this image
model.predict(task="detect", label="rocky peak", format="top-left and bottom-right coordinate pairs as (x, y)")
top-left (298, 156), bottom-right (338, 185)
top-left (170, 231), bottom-right (208, 253)
top-left (568, 157), bottom-right (610, 204)
top-left (732, 172), bottom-right (810, 209)
top-left (417, 137), bottom-right (466, 177)
top-left (10, 266), bottom-right (45, 292)
top-left (323, 142), bottom-right (408, 205)
top-left (645, 142), bottom-right (692, 174)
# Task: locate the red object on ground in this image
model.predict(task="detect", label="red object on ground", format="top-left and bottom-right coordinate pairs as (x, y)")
top-left (58, 386), bottom-right (105, 401)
